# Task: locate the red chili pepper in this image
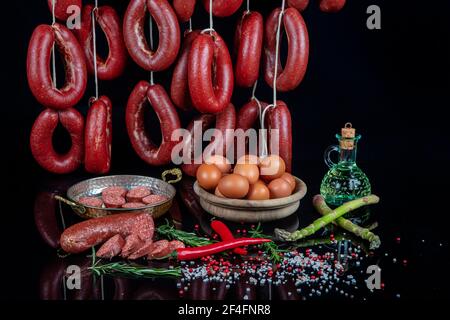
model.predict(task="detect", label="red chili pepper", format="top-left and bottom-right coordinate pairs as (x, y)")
top-left (211, 220), bottom-right (248, 255)
top-left (175, 238), bottom-right (272, 261)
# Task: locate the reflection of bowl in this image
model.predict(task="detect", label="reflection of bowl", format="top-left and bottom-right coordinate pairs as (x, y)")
top-left (193, 177), bottom-right (307, 222)
top-left (56, 175), bottom-right (176, 219)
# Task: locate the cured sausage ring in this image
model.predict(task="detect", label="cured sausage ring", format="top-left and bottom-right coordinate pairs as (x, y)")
top-left (126, 81), bottom-right (181, 166)
top-left (234, 11), bottom-right (264, 88)
top-left (171, 30), bottom-right (200, 111)
top-left (27, 23), bottom-right (87, 109)
top-left (287, 0), bottom-right (309, 11)
top-left (188, 31), bottom-right (234, 114)
top-left (84, 96), bottom-right (113, 174)
top-left (319, 0), bottom-right (346, 13)
top-left (182, 103), bottom-right (236, 177)
top-left (30, 108), bottom-right (84, 174)
top-left (47, 0), bottom-right (82, 21)
top-left (202, 0), bottom-right (243, 18)
top-left (76, 5), bottom-right (127, 80)
top-left (264, 7), bottom-right (309, 92)
top-left (173, 0), bottom-right (197, 22)
top-left (267, 101), bottom-right (293, 173)
top-left (123, 0), bottom-right (180, 71)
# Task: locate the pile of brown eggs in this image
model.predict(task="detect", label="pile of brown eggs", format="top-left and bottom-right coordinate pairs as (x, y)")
top-left (196, 155), bottom-right (296, 200)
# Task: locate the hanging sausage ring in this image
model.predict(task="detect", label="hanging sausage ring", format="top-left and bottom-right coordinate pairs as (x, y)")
top-left (123, 0), bottom-right (181, 71)
top-left (27, 23), bottom-right (87, 109)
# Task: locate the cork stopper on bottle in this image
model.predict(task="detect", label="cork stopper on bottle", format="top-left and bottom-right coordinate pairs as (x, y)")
top-left (340, 122), bottom-right (356, 150)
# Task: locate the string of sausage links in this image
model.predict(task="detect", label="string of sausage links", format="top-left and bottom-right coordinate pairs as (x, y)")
top-left (91, 0), bottom-right (99, 99)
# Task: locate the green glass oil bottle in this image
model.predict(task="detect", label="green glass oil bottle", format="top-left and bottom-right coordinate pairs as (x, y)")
top-left (320, 123), bottom-right (371, 206)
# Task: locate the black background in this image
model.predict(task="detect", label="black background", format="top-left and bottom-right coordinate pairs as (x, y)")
top-left (1, 0), bottom-right (450, 301)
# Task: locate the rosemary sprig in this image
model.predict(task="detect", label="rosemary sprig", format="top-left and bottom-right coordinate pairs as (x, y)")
top-left (248, 224), bottom-right (288, 263)
top-left (89, 247), bottom-right (181, 278)
top-left (157, 220), bottom-right (215, 247)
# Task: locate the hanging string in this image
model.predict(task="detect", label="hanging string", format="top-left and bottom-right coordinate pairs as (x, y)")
top-left (51, 0), bottom-right (57, 87)
top-left (272, 0), bottom-right (286, 106)
top-left (202, 0), bottom-right (214, 34)
top-left (246, 0), bottom-right (250, 13)
top-left (91, 0), bottom-right (99, 99)
top-left (149, 15), bottom-right (155, 85)
top-left (188, 18), bottom-right (193, 32)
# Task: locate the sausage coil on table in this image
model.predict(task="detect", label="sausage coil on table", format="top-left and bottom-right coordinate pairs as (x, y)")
top-left (234, 11), bottom-right (264, 88)
top-left (202, 0), bottom-right (243, 18)
top-left (181, 103), bottom-right (236, 177)
top-left (264, 7), bottom-right (309, 92)
top-left (126, 81), bottom-right (181, 166)
top-left (84, 96), bottom-right (113, 174)
top-left (170, 30), bottom-right (201, 111)
top-left (267, 101), bottom-right (293, 173)
top-left (30, 108), bottom-right (85, 174)
top-left (172, 0), bottom-right (197, 22)
top-left (27, 23), bottom-right (87, 109)
top-left (188, 31), bottom-right (234, 114)
top-left (75, 5), bottom-right (127, 80)
top-left (123, 0), bottom-right (180, 71)
top-left (47, 0), bottom-right (82, 21)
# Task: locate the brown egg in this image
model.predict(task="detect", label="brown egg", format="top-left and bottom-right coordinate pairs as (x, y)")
top-left (196, 164), bottom-right (222, 191)
top-left (218, 174), bottom-right (250, 199)
top-left (280, 172), bottom-right (296, 192)
top-left (205, 155), bottom-right (231, 173)
top-left (233, 163), bottom-right (260, 184)
top-left (260, 155), bottom-right (286, 181)
top-left (247, 180), bottom-right (270, 200)
top-left (215, 186), bottom-right (225, 198)
top-left (268, 178), bottom-right (292, 199)
top-left (237, 154), bottom-right (260, 165)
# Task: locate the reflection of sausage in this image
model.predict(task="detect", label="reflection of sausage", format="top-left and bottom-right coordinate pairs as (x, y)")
top-left (34, 191), bottom-right (62, 249)
top-left (173, 0), bottom-right (197, 22)
top-left (188, 32), bottom-right (234, 114)
top-left (123, 0), bottom-right (180, 71)
top-left (264, 7), bottom-right (309, 92)
top-left (126, 81), bottom-right (181, 166)
top-left (189, 278), bottom-right (211, 300)
top-left (76, 5), bottom-right (127, 80)
top-left (27, 23), bottom-right (87, 109)
top-left (60, 213), bottom-right (154, 253)
top-left (268, 101), bottom-right (292, 173)
top-left (85, 98), bottom-right (112, 174)
top-left (287, 0), bottom-right (309, 11)
top-left (47, 0), bottom-right (82, 21)
top-left (202, 0), bottom-right (243, 17)
top-left (234, 11), bottom-right (263, 88)
top-left (30, 108), bottom-right (84, 174)
top-left (319, 0), bottom-right (346, 13)
top-left (236, 277), bottom-right (257, 300)
top-left (170, 30), bottom-right (200, 111)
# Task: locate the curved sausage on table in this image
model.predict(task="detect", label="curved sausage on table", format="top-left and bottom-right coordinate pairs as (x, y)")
top-left (84, 97), bottom-right (112, 174)
top-left (123, 0), bottom-right (180, 71)
top-left (47, 0), bottom-right (82, 21)
top-left (234, 11), bottom-right (263, 88)
top-left (126, 81), bottom-right (181, 166)
top-left (30, 108), bottom-right (84, 174)
top-left (264, 7), bottom-right (309, 92)
top-left (170, 30), bottom-right (200, 111)
top-left (267, 101), bottom-right (292, 173)
top-left (202, 0), bottom-right (243, 17)
top-left (27, 23), bottom-right (87, 109)
top-left (60, 213), bottom-right (154, 254)
top-left (76, 5), bottom-right (127, 80)
top-left (188, 31), bottom-right (234, 114)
